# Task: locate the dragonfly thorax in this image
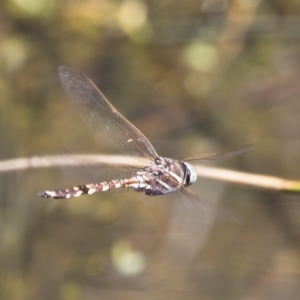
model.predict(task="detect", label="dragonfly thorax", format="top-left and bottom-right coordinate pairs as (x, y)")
top-left (132, 157), bottom-right (196, 196)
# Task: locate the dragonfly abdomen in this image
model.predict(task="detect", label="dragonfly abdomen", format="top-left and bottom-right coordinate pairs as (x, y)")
top-left (39, 178), bottom-right (136, 199)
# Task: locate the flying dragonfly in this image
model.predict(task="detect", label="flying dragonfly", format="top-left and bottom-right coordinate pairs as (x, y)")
top-left (39, 66), bottom-right (250, 200)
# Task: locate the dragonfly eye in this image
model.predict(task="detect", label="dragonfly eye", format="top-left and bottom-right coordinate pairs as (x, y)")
top-left (183, 162), bottom-right (197, 186)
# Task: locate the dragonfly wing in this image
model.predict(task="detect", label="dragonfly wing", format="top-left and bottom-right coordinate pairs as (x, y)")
top-left (58, 65), bottom-right (159, 159)
top-left (183, 144), bottom-right (253, 163)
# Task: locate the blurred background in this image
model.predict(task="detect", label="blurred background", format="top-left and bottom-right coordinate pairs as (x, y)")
top-left (1, 0), bottom-right (300, 299)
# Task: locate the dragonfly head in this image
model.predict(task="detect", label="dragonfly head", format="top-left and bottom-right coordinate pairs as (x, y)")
top-left (183, 162), bottom-right (197, 186)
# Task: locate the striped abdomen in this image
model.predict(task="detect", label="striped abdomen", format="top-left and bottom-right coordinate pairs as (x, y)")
top-left (39, 178), bottom-right (138, 199)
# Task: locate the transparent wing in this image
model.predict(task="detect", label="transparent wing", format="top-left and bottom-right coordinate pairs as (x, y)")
top-left (58, 65), bottom-right (159, 159)
top-left (183, 144), bottom-right (253, 163)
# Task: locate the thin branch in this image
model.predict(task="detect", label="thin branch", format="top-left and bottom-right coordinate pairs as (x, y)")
top-left (194, 165), bottom-right (300, 193)
top-left (0, 154), bottom-right (299, 194)
top-left (0, 155), bottom-right (148, 171)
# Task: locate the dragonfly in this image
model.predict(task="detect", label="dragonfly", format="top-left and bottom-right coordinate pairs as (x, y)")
top-left (39, 66), bottom-right (250, 200)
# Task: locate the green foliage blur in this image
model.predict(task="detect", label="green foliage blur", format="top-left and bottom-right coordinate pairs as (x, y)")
top-left (1, 0), bottom-right (300, 299)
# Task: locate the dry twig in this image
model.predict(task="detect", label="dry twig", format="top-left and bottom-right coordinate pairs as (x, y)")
top-left (0, 154), bottom-right (299, 193)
